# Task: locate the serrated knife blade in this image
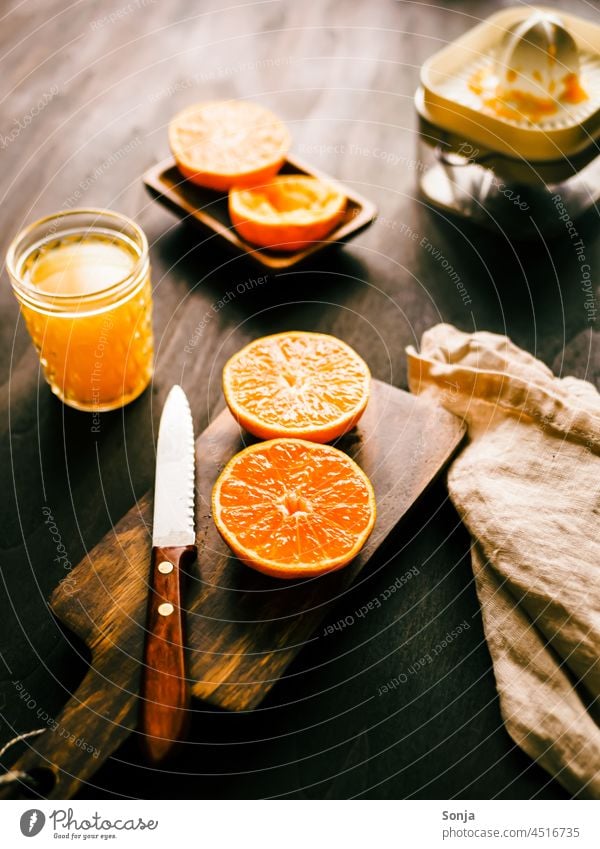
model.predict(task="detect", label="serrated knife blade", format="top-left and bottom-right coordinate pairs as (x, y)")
top-left (139, 384), bottom-right (197, 763)
top-left (152, 384), bottom-right (195, 547)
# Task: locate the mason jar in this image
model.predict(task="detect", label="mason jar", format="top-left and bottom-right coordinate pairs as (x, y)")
top-left (7, 209), bottom-right (154, 412)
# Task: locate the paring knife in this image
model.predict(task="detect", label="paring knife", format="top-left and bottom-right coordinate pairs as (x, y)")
top-left (139, 384), bottom-right (197, 763)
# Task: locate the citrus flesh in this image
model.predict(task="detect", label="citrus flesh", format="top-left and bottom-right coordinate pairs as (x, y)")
top-left (212, 438), bottom-right (376, 578)
top-left (222, 331), bottom-right (370, 443)
top-left (169, 100), bottom-right (290, 191)
top-left (229, 175), bottom-right (346, 251)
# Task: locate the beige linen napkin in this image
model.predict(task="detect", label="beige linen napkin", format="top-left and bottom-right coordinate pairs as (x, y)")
top-left (406, 324), bottom-right (600, 798)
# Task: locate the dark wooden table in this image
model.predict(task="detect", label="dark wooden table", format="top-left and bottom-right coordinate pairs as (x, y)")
top-left (1, 0), bottom-right (597, 799)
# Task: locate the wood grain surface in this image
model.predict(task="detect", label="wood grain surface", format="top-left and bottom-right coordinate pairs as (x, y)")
top-left (1, 380), bottom-right (464, 798)
top-left (1, 0), bottom-right (596, 800)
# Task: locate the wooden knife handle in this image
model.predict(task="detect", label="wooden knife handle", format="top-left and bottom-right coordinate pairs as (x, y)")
top-left (139, 544), bottom-right (196, 763)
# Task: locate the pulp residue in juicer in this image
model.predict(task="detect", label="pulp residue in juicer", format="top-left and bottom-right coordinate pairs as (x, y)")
top-left (468, 11), bottom-right (588, 123)
top-left (415, 7), bottom-right (600, 235)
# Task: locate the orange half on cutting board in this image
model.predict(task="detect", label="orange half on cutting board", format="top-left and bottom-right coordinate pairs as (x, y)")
top-left (212, 438), bottom-right (376, 578)
top-left (229, 175), bottom-right (347, 251)
top-left (169, 100), bottom-right (290, 191)
top-left (222, 331), bottom-right (370, 442)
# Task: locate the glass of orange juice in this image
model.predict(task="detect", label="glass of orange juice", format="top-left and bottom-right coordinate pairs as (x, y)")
top-left (7, 209), bottom-right (153, 412)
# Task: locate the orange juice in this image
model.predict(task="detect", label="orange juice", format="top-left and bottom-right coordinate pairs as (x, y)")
top-left (7, 210), bottom-right (153, 412)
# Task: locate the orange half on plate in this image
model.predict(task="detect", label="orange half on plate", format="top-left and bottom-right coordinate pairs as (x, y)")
top-left (169, 100), bottom-right (290, 191)
top-left (229, 175), bottom-right (347, 251)
top-left (212, 438), bottom-right (376, 578)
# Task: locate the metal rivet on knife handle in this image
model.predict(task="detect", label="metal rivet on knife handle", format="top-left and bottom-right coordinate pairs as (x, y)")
top-left (158, 561), bottom-right (174, 574)
top-left (157, 603), bottom-right (174, 617)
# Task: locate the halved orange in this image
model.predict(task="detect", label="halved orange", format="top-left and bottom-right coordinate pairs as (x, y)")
top-left (229, 175), bottom-right (346, 251)
top-left (222, 331), bottom-right (370, 443)
top-left (169, 100), bottom-right (290, 191)
top-left (212, 438), bottom-right (376, 578)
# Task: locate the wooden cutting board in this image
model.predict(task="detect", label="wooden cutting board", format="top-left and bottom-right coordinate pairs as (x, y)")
top-left (3, 380), bottom-right (464, 798)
